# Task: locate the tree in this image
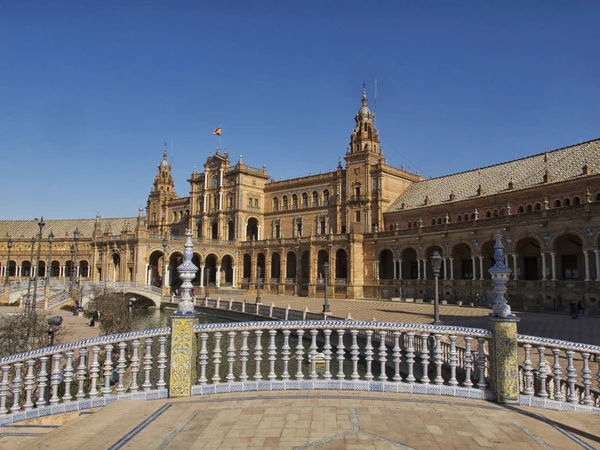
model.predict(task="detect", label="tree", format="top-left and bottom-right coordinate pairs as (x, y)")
top-left (88, 289), bottom-right (136, 335)
top-left (0, 312), bottom-right (66, 358)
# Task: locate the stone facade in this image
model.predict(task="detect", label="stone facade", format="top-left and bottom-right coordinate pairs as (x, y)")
top-left (1, 88), bottom-right (600, 311)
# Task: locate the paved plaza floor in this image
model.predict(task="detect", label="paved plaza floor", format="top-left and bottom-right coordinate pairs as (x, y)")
top-left (3, 391), bottom-right (599, 449)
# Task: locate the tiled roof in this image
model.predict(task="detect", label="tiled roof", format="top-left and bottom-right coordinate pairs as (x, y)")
top-left (387, 139), bottom-right (600, 212)
top-left (0, 217), bottom-right (138, 241)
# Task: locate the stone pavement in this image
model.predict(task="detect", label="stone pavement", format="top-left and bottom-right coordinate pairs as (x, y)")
top-left (214, 293), bottom-right (600, 346)
top-left (3, 391), bottom-right (599, 449)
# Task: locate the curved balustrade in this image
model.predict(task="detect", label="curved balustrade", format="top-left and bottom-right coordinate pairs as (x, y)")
top-left (517, 334), bottom-right (600, 409)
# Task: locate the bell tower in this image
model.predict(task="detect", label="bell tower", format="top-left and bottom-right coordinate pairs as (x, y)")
top-left (344, 85), bottom-right (385, 234)
top-left (147, 144), bottom-right (177, 234)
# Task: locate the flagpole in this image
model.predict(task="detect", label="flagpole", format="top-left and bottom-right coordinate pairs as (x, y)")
top-left (219, 124), bottom-right (222, 150)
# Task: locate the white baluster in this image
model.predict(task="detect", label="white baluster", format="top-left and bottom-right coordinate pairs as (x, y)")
top-left (350, 329), bottom-right (359, 380)
top-left (536, 346), bottom-right (548, 398)
top-left (295, 330), bottom-right (305, 379)
top-left (364, 330), bottom-right (374, 381)
top-left (566, 350), bottom-right (578, 403)
top-left (420, 333), bottom-right (430, 384)
top-left (116, 342), bottom-right (127, 394)
top-left (323, 329), bottom-right (332, 380)
top-left (268, 330), bottom-right (277, 381)
top-left (0, 366), bottom-right (9, 414)
top-left (141, 339), bottom-right (152, 392)
top-left (476, 338), bottom-right (487, 389)
top-left (405, 332), bottom-right (415, 383)
top-left (309, 329), bottom-right (318, 380)
top-left (227, 331), bottom-right (236, 383)
top-left (463, 336), bottom-right (473, 388)
top-left (551, 348), bottom-right (564, 401)
top-left (240, 331), bottom-right (249, 382)
top-left (51, 353), bottom-right (63, 403)
top-left (90, 346), bottom-right (101, 396)
top-left (76, 348), bottom-right (88, 399)
top-left (433, 334), bottom-right (443, 385)
top-left (378, 331), bottom-right (387, 381)
top-left (336, 329), bottom-right (345, 379)
top-left (582, 353), bottom-right (592, 405)
top-left (254, 330), bottom-right (263, 380)
top-left (157, 336), bottom-right (167, 390)
top-left (198, 333), bottom-right (208, 385)
top-left (522, 344), bottom-right (533, 395)
top-left (10, 362), bottom-right (23, 412)
top-left (212, 332), bottom-right (222, 384)
top-left (448, 335), bottom-right (458, 386)
top-left (282, 330), bottom-right (291, 380)
top-left (23, 359), bottom-right (36, 410)
top-left (37, 356), bottom-right (49, 405)
top-left (392, 331), bottom-right (402, 382)
top-left (63, 350), bottom-right (75, 401)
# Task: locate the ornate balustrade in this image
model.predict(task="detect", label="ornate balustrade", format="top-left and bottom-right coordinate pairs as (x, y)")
top-left (517, 334), bottom-right (600, 409)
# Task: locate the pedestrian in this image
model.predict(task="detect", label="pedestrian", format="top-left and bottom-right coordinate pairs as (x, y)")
top-left (577, 300), bottom-right (584, 318)
top-left (569, 300), bottom-right (578, 319)
top-left (474, 292), bottom-right (480, 308)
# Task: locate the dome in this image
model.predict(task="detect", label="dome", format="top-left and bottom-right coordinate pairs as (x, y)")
top-left (358, 105), bottom-right (372, 119)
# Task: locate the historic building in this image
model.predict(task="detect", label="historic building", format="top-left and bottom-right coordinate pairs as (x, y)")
top-left (1, 88), bottom-right (600, 311)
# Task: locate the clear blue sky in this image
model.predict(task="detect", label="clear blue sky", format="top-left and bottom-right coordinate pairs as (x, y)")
top-left (1, 1), bottom-right (599, 220)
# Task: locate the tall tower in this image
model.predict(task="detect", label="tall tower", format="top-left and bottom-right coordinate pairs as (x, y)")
top-left (147, 144), bottom-right (177, 234)
top-left (344, 85), bottom-right (385, 233)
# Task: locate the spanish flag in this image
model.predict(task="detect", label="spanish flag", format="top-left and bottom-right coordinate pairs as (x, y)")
top-left (213, 127), bottom-right (222, 136)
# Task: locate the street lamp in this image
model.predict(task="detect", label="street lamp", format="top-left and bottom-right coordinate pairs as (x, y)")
top-left (4, 237), bottom-right (12, 285)
top-left (71, 228), bottom-right (80, 285)
top-left (430, 251), bottom-right (443, 325)
top-left (322, 262), bottom-right (330, 314)
top-left (46, 231), bottom-right (54, 283)
top-left (256, 266), bottom-right (262, 304)
top-left (205, 268), bottom-right (210, 299)
top-left (31, 216), bottom-right (46, 311)
top-left (47, 315), bottom-right (63, 346)
top-left (25, 237), bottom-right (35, 312)
top-left (161, 237), bottom-right (168, 289)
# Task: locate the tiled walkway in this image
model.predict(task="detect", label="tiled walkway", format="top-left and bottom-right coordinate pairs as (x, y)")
top-left (4, 392), bottom-right (600, 449)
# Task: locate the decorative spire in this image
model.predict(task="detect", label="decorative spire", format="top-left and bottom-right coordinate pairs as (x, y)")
top-left (176, 229), bottom-right (199, 314)
top-left (362, 82), bottom-right (367, 104)
top-left (489, 230), bottom-right (513, 318)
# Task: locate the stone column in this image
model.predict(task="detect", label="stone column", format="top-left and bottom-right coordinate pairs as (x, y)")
top-left (416, 259), bottom-right (421, 280)
top-left (471, 256), bottom-right (477, 281)
top-left (393, 260), bottom-right (397, 280)
top-left (478, 256), bottom-right (484, 281)
top-left (595, 250), bottom-right (600, 281)
top-left (398, 259), bottom-right (402, 280)
top-left (375, 261), bottom-right (380, 280)
top-left (199, 265), bottom-right (205, 288)
top-left (550, 252), bottom-right (557, 281)
top-left (422, 259), bottom-right (427, 280)
top-left (449, 258), bottom-right (454, 280)
top-left (443, 258), bottom-right (448, 280)
top-left (583, 250), bottom-right (591, 281)
top-left (540, 253), bottom-right (547, 281)
top-left (215, 265), bottom-right (221, 287)
top-left (232, 265), bottom-right (237, 288)
top-left (511, 254), bottom-right (518, 281)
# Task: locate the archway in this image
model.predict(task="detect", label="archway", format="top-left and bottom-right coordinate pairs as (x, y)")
top-left (79, 260), bottom-right (89, 278)
top-left (246, 218), bottom-right (259, 241)
top-left (401, 248), bottom-right (418, 279)
top-left (424, 246), bottom-right (445, 280)
top-left (221, 255), bottom-right (234, 285)
top-left (65, 261), bottom-right (73, 280)
top-left (335, 249), bottom-right (348, 280)
top-left (205, 254), bottom-right (217, 285)
top-left (271, 253), bottom-right (281, 282)
top-left (243, 254), bottom-right (251, 280)
top-left (257, 253), bottom-right (266, 280)
top-left (192, 253), bottom-right (202, 286)
top-left (148, 250), bottom-right (165, 287)
top-left (168, 252), bottom-right (183, 290)
top-left (112, 253), bottom-right (121, 282)
top-left (227, 220), bottom-right (235, 241)
top-left (286, 252), bottom-right (297, 280)
top-left (452, 243), bottom-right (473, 280)
top-left (38, 261), bottom-right (46, 278)
top-left (50, 260), bottom-right (60, 278)
top-left (317, 250), bottom-right (329, 280)
top-left (300, 251), bottom-right (310, 282)
top-left (21, 261), bottom-right (31, 277)
top-left (211, 222), bottom-right (218, 240)
top-left (7, 261), bottom-right (16, 277)
top-left (515, 238), bottom-right (542, 280)
top-left (379, 249), bottom-right (394, 279)
top-left (479, 241), bottom-right (495, 280)
top-left (554, 234), bottom-right (584, 280)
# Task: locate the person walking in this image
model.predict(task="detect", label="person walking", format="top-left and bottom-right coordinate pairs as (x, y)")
top-left (577, 300), bottom-right (584, 318)
top-left (569, 300), bottom-right (578, 319)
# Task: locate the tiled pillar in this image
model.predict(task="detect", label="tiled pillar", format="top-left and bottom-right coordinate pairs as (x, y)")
top-left (169, 314), bottom-right (198, 397)
top-left (488, 316), bottom-right (521, 404)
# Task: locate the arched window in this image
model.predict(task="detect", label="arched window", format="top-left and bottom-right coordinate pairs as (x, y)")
top-left (431, 219), bottom-right (436, 226)
top-left (312, 191), bottom-right (319, 207)
top-left (457, 215), bottom-right (462, 222)
top-left (595, 193), bottom-right (600, 201)
top-left (526, 204), bottom-right (533, 212)
top-left (574, 196), bottom-right (581, 205)
top-left (408, 222), bottom-right (412, 229)
top-left (518, 205), bottom-right (525, 213)
top-left (323, 190), bottom-right (330, 205)
top-left (292, 194), bottom-right (298, 209)
top-left (554, 199), bottom-right (561, 207)
top-left (211, 176), bottom-right (218, 188)
top-left (534, 203), bottom-right (541, 210)
top-left (486, 211), bottom-right (491, 218)
top-left (437, 218), bottom-right (442, 225)
top-left (302, 193), bottom-right (308, 208)
top-left (282, 196), bottom-right (288, 210)
top-left (493, 209), bottom-right (499, 217)
top-left (273, 197), bottom-right (279, 211)
top-left (463, 214), bottom-right (469, 222)
top-left (413, 221), bottom-right (417, 228)
top-left (564, 198), bottom-right (571, 206)
top-left (173, 211), bottom-right (177, 221)
top-left (500, 208), bottom-right (506, 216)
top-left (470, 213), bottom-right (476, 220)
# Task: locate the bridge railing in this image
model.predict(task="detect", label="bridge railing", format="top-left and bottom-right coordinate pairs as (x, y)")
top-left (517, 334), bottom-right (600, 409)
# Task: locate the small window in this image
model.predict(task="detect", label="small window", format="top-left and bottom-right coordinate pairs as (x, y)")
top-left (355, 187), bottom-right (361, 197)
top-left (595, 193), bottom-right (600, 201)
top-left (248, 198), bottom-right (253, 207)
top-left (431, 219), bottom-right (436, 226)
top-left (500, 208), bottom-right (506, 216)
top-left (464, 214), bottom-right (469, 222)
top-left (564, 198), bottom-right (571, 206)
top-left (518, 206), bottom-right (525, 213)
top-left (408, 222), bottom-right (412, 229)
top-left (273, 197), bottom-right (279, 211)
top-left (254, 199), bottom-right (259, 208)
top-left (302, 193), bottom-right (308, 208)
top-left (437, 218), bottom-right (442, 225)
top-left (493, 209), bottom-right (499, 217)
top-left (486, 211), bottom-right (491, 218)
top-left (534, 203), bottom-right (541, 211)
top-left (457, 215), bottom-right (462, 222)
top-left (356, 211), bottom-right (361, 222)
top-left (312, 191), bottom-right (319, 207)
top-left (323, 190), bottom-right (330, 205)
top-left (211, 176), bottom-right (218, 188)
top-left (283, 196), bottom-right (288, 210)
top-left (574, 196), bottom-right (581, 205)
top-left (292, 194), bottom-right (298, 209)
top-left (554, 199), bottom-right (561, 207)
top-left (526, 204), bottom-right (533, 212)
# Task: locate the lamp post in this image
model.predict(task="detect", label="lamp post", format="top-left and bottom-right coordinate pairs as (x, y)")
top-left (46, 231), bottom-right (54, 283)
top-left (71, 228), bottom-right (80, 286)
top-left (322, 262), bottom-right (330, 314)
top-left (25, 237), bottom-right (35, 312)
top-left (4, 237), bottom-right (12, 286)
top-left (161, 237), bottom-right (168, 289)
top-left (47, 315), bottom-right (62, 346)
top-left (31, 216), bottom-right (46, 311)
top-left (205, 268), bottom-right (210, 299)
top-left (256, 266), bottom-right (262, 304)
top-left (431, 251), bottom-right (442, 325)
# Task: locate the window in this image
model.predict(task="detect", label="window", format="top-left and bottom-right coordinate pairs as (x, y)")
top-left (273, 197), bottom-right (279, 211)
top-left (254, 199), bottom-right (259, 208)
top-left (408, 222), bottom-right (412, 228)
top-left (211, 176), bottom-right (218, 188)
top-left (517, 206), bottom-right (525, 213)
top-left (248, 198), bottom-right (253, 207)
top-left (457, 215), bottom-right (462, 222)
top-left (356, 211), bottom-right (361, 222)
top-left (323, 190), bottom-right (330, 205)
top-left (431, 219), bottom-right (436, 226)
top-left (563, 255), bottom-right (578, 279)
top-left (534, 203), bottom-right (541, 211)
top-left (227, 196), bottom-right (233, 208)
top-left (526, 204), bottom-right (533, 213)
top-left (275, 223), bottom-right (281, 238)
top-left (486, 211), bottom-right (491, 218)
top-left (554, 199), bottom-right (562, 207)
top-left (282, 196), bottom-right (288, 210)
top-left (564, 198), bottom-right (571, 206)
top-left (355, 187), bottom-right (361, 197)
top-left (312, 191), bottom-right (319, 207)
top-left (296, 219), bottom-right (303, 237)
top-left (319, 218), bottom-right (326, 235)
top-left (574, 196), bottom-right (581, 205)
top-left (302, 193), bottom-right (308, 208)
top-left (292, 194), bottom-right (298, 209)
